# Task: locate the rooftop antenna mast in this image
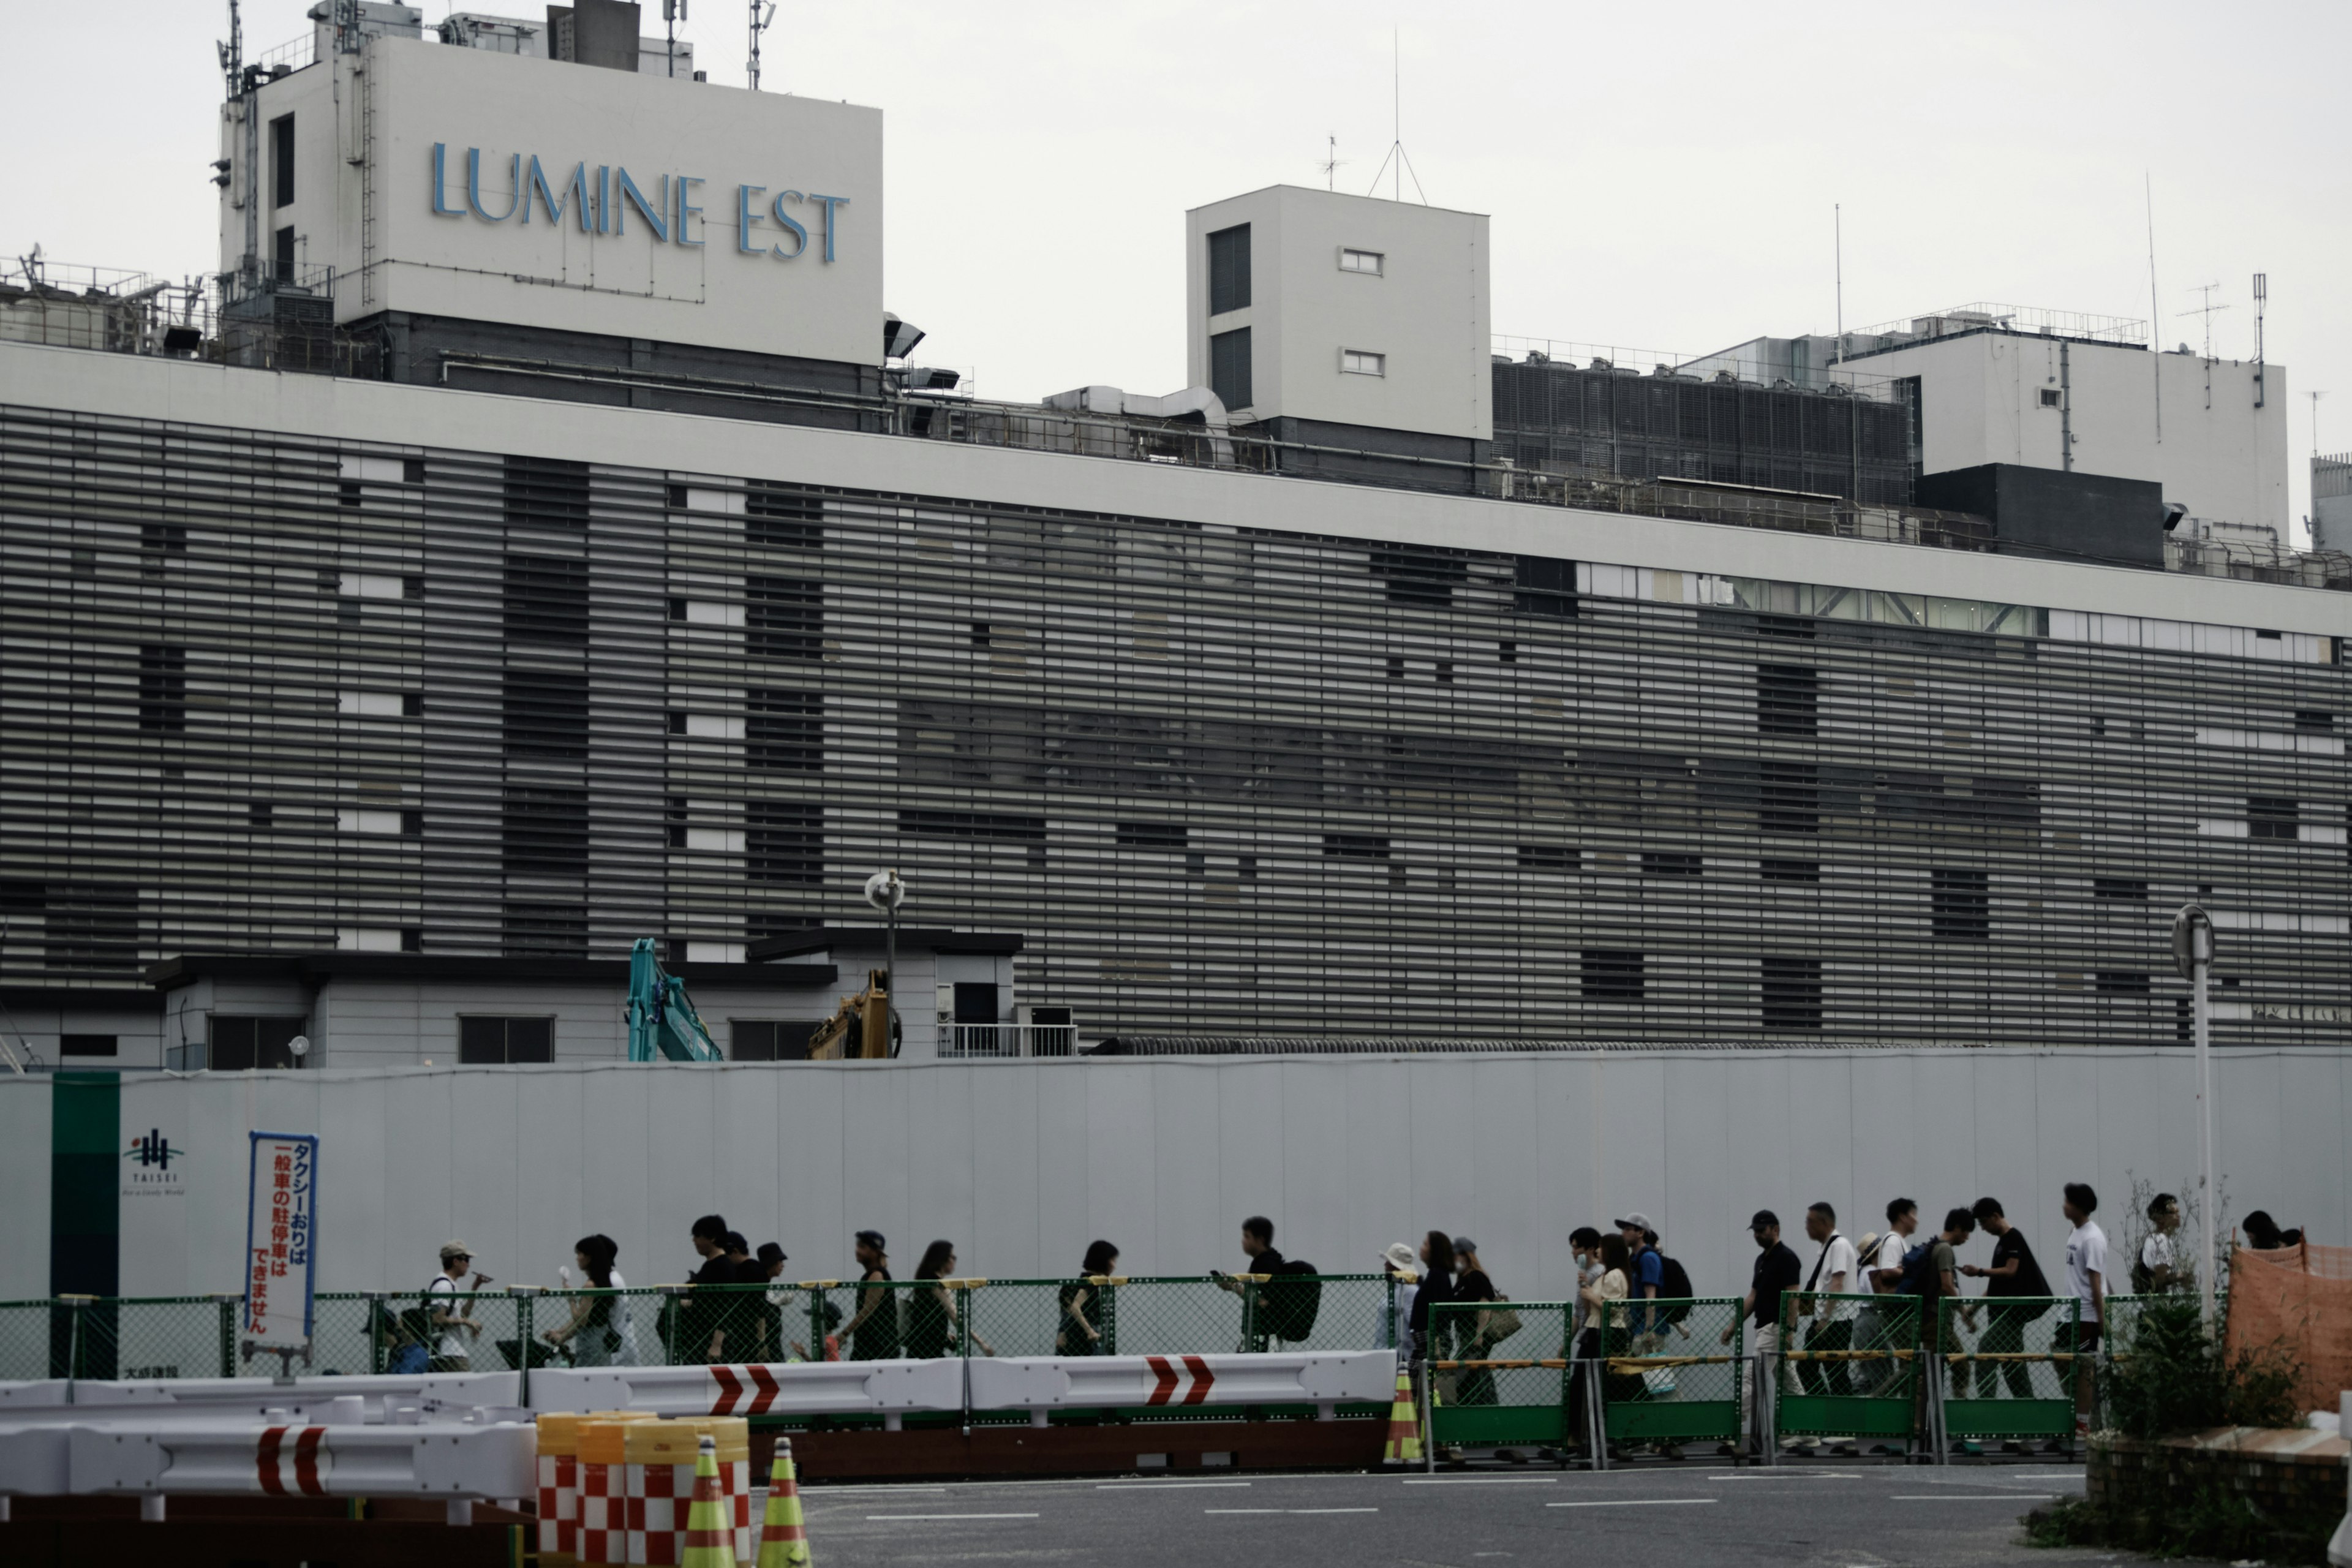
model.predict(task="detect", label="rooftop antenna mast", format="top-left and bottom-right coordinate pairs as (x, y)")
top-left (2180, 282), bottom-right (2228, 410)
top-left (1363, 29), bottom-right (1426, 204)
top-left (2252, 272), bottom-right (2267, 409)
top-left (747, 1), bottom-right (775, 90)
top-left (2146, 173), bottom-right (2162, 444)
top-left (662, 0), bottom-right (685, 77)
top-left (1318, 134), bottom-right (1346, 191)
top-left (219, 0), bottom-right (260, 288)
top-left (1833, 203), bottom-right (1844, 369)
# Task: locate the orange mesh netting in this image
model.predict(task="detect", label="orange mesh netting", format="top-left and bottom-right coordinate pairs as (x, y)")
top-left (2223, 1241), bottom-right (2352, 1413)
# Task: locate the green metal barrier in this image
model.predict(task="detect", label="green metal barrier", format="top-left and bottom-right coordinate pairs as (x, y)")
top-left (1427, 1300), bottom-right (1573, 1448)
top-left (1931, 1294), bottom-right (2079, 1444)
top-left (1774, 1292), bottom-right (1920, 1450)
top-left (1599, 1295), bottom-right (1744, 1445)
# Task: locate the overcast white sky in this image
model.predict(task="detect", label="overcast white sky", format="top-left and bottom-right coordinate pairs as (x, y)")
top-left (9, 1), bottom-right (2346, 532)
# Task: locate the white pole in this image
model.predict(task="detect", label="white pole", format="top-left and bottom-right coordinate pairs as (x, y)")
top-left (2193, 916), bottom-right (2215, 1334)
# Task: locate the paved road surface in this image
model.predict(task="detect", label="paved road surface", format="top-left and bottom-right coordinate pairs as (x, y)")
top-left (787, 1460), bottom-right (2158, 1567)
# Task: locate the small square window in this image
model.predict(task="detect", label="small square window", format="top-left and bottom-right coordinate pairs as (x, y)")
top-left (1339, 248), bottom-right (1384, 275)
top-left (667, 710), bottom-right (687, 735)
top-left (1341, 350), bottom-right (1386, 377)
top-left (1499, 641), bottom-right (1517, 664)
top-left (402, 692), bottom-right (423, 717)
top-left (1435, 661), bottom-right (1454, 684)
top-left (2039, 387), bottom-right (2062, 409)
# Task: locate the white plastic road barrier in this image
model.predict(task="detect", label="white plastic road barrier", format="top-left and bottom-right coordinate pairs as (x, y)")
top-left (66, 1420), bottom-right (537, 1499)
top-left (0, 1371), bottom-right (522, 1427)
top-left (530, 1358), bottom-right (964, 1419)
top-left (0, 1426), bottom-right (72, 1496)
top-left (0, 1383), bottom-right (71, 1411)
top-left (967, 1352), bottom-right (1396, 1422)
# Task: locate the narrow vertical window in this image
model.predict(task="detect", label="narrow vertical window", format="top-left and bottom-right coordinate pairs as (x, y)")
top-left (1207, 223), bottom-right (1251, 315)
top-left (270, 113), bottom-right (295, 209)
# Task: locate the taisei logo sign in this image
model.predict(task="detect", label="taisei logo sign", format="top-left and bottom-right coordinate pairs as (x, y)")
top-left (430, 144), bottom-right (852, 261)
top-left (123, 1126), bottom-right (187, 1196)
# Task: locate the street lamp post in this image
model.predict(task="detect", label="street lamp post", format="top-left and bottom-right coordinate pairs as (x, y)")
top-left (2171, 904), bottom-right (2218, 1332)
top-left (865, 870), bottom-right (906, 1058)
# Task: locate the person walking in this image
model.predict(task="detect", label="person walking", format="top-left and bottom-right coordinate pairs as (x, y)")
top-left (1449, 1238), bottom-right (1501, 1409)
top-left (1578, 1234), bottom-right (1634, 1450)
top-left (543, 1233), bottom-right (639, 1367)
top-left (905, 1240), bottom-right (995, 1358)
top-left (1962, 1196), bottom-right (2052, 1422)
top-left (844, 1230), bottom-right (901, 1361)
top-left (2060, 1184), bottom-right (2107, 1435)
top-left (1216, 1216), bottom-right (1286, 1352)
top-left (748, 1242), bottom-right (789, 1362)
top-left (1794, 1203), bottom-right (1858, 1399)
top-left (1406, 1230), bottom-right (1453, 1367)
top-left (1381, 1242), bottom-right (1419, 1362)
top-left (2135, 1193), bottom-right (2182, 1293)
top-left (426, 1241), bottom-right (482, 1372)
top-left (1060, 1240), bottom-right (1119, 1354)
top-left (1922, 1208), bottom-right (1977, 1411)
top-left (682, 1215), bottom-right (735, 1362)
top-left (1615, 1213), bottom-right (1665, 1339)
top-left (1722, 1210), bottom-right (1801, 1457)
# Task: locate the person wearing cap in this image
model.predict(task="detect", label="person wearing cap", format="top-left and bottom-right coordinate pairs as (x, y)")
top-left (1614, 1213), bottom-right (1665, 1337)
top-left (1722, 1210), bottom-right (1800, 1457)
top-left (1380, 1242), bottom-right (1419, 1363)
top-left (845, 1230), bottom-right (900, 1360)
top-left (426, 1240), bottom-right (483, 1371)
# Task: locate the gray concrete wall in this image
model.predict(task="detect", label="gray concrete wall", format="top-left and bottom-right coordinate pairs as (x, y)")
top-left (0, 1048), bottom-right (2340, 1308)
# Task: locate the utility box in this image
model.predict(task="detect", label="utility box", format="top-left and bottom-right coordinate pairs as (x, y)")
top-left (1185, 185), bottom-right (1490, 459)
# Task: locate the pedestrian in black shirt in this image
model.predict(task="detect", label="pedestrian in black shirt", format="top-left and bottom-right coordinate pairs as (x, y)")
top-left (1059, 1240), bottom-right (1119, 1354)
top-left (682, 1214), bottom-right (734, 1362)
top-left (1449, 1238), bottom-right (1501, 1408)
top-left (844, 1230), bottom-right (900, 1360)
top-left (1724, 1210), bottom-right (1801, 1456)
top-left (1963, 1197), bottom-right (2049, 1402)
top-left (1406, 1229), bottom-right (1453, 1364)
top-left (1216, 1216), bottom-right (1284, 1352)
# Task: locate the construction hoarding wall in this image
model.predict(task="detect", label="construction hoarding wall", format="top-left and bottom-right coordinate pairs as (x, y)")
top-left (0, 1049), bottom-right (2343, 1306)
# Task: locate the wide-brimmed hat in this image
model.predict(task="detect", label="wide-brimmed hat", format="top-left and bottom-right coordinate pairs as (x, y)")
top-left (1382, 1242), bottom-right (1417, 1273)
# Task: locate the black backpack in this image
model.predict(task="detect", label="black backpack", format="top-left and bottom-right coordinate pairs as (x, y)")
top-left (1894, 1241), bottom-right (1939, 1296)
top-left (1263, 1259), bottom-right (1322, 1342)
top-left (1652, 1254), bottom-right (1696, 1327)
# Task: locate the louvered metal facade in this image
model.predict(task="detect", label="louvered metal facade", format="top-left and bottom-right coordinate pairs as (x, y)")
top-left (2, 377), bottom-right (2347, 1050)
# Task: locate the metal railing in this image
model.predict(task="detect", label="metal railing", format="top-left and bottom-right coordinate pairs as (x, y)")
top-left (939, 1023), bottom-right (1077, 1059)
top-left (0, 1275), bottom-right (1405, 1393)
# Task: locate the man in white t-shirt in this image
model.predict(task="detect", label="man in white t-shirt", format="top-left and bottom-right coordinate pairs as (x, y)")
top-left (1796, 1202), bottom-right (1860, 1400)
top-left (426, 1240), bottom-right (482, 1371)
top-left (1850, 1198), bottom-right (1917, 1418)
top-left (2061, 1184), bottom-right (2107, 1430)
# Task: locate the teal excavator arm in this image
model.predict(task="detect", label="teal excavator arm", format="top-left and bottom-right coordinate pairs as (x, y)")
top-left (627, 938), bottom-right (725, 1063)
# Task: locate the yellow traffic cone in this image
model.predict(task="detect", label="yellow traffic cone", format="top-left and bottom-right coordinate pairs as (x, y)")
top-left (1383, 1368), bottom-right (1423, 1464)
top-left (680, 1434), bottom-right (734, 1568)
top-left (755, 1438), bottom-right (813, 1568)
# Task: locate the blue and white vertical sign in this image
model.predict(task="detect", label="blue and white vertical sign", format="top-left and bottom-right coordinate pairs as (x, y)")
top-left (243, 1131), bottom-right (319, 1351)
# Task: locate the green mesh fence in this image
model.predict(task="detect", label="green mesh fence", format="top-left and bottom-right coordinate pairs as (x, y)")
top-left (1932, 1295), bottom-right (2079, 1441)
top-left (1597, 1295), bottom-right (1744, 1444)
top-left (1774, 1291), bottom-right (1920, 1446)
top-left (1427, 1300), bottom-right (1575, 1447)
top-left (0, 1300), bottom-right (55, 1381)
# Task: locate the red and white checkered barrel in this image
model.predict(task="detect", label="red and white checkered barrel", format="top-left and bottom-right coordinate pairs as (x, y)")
top-left (619, 1417), bottom-right (753, 1567)
top-left (572, 1412), bottom-right (662, 1567)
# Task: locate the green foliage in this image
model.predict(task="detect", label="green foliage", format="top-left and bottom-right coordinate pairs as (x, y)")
top-left (2098, 1293), bottom-right (2301, 1440)
top-left (2029, 1483), bottom-right (2331, 1564)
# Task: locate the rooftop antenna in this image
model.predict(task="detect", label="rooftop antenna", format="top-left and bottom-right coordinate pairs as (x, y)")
top-left (1833, 203), bottom-right (1844, 371)
top-left (747, 1), bottom-right (775, 90)
top-left (2252, 272), bottom-right (2267, 409)
top-left (1362, 29), bottom-right (1427, 204)
top-left (2311, 390), bottom-right (2326, 456)
top-left (2146, 173), bottom-right (2162, 444)
top-left (1318, 134), bottom-right (1346, 191)
top-left (217, 0), bottom-right (243, 100)
top-left (2181, 282), bottom-right (2229, 359)
top-left (663, 0), bottom-right (685, 77)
